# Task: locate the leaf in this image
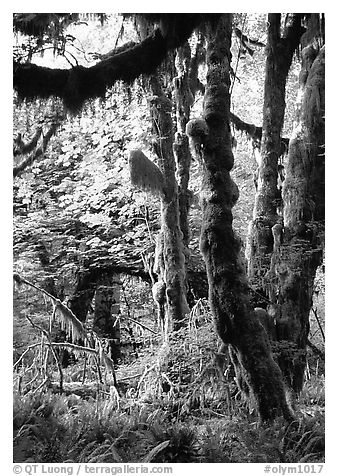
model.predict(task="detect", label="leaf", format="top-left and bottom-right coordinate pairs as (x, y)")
top-left (142, 440), bottom-right (170, 463)
top-left (86, 237), bottom-right (102, 247)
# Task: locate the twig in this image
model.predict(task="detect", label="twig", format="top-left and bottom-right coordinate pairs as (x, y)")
top-left (307, 339), bottom-right (325, 360)
top-left (230, 14), bottom-right (247, 98)
top-left (25, 315), bottom-right (64, 392)
top-left (32, 377), bottom-right (49, 394)
top-left (82, 354), bottom-right (87, 384)
top-left (125, 316), bottom-right (158, 335)
top-left (13, 273), bottom-right (88, 344)
top-left (15, 341), bottom-right (98, 369)
top-left (14, 273), bottom-right (120, 388)
top-left (48, 342), bottom-right (97, 354)
top-left (23, 373), bottom-right (39, 393)
top-left (13, 343), bottom-right (41, 368)
top-left (311, 307), bottom-right (325, 342)
top-left (201, 408), bottom-right (229, 418)
top-left (50, 303), bottom-right (57, 333)
top-left (117, 373), bottom-right (143, 382)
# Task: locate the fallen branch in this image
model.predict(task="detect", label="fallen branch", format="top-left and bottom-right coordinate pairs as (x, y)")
top-left (14, 272), bottom-right (119, 387)
top-left (13, 342), bottom-right (41, 368)
top-left (13, 273), bottom-right (87, 343)
top-left (32, 377), bottom-right (49, 394)
top-left (25, 315), bottom-right (64, 392)
top-left (47, 342), bottom-right (97, 354)
top-left (13, 341), bottom-right (98, 369)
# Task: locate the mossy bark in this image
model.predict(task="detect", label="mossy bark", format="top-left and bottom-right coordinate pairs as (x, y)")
top-left (173, 43), bottom-right (193, 248)
top-left (246, 14), bottom-right (324, 394)
top-left (271, 43), bottom-right (325, 392)
top-left (93, 274), bottom-right (121, 364)
top-left (68, 269), bottom-right (96, 323)
top-left (149, 76), bottom-right (189, 338)
top-left (246, 14), bottom-right (304, 284)
top-left (199, 14), bottom-right (293, 422)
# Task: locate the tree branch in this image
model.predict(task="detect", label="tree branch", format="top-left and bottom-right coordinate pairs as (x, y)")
top-left (13, 122), bottom-right (59, 178)
top-left (230, 111), bottom-right (261, 143)
top-left (13, 127), bottom-right (42, 156)
top-left (13, 15), bottom-right (214, 112)
top-left (230, 111), bottom-right (289, 153)
top-left (125, 316), bottom-right (158, 335)
top-left (234, 27), bottom-right (265, 57)
top-left (307, 339), bottom-right (324, 360)
top-left (25, 314), bottom-right (64, 392)
top-left (13, 272), bottom-right (87, 342)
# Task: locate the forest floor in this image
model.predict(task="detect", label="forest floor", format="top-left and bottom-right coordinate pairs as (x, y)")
top-left (13, 314), bottom-right (325, 464)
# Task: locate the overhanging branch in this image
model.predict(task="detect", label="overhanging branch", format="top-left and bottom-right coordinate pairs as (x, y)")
top-left (230, 111), bottom-right (289, 154)
top-left (13, 14), bottom-right (214, 112)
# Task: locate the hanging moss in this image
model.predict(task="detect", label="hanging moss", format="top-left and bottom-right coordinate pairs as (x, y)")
top-left (197, 14), bottom-right (294, 423)
top-left (129, 149), bottom-right (165, 196)
top-left (14, 14), bottom-right (217, 112)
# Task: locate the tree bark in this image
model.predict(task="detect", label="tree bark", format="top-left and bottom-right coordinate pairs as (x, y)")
top-left (68, 269), bottom-right (96, 323)
top-left (93, 274), bottom-right (121, 364)
top-left (246, 14), bottom-right (325, 394)
top-left (246, 14), bottom-right (304, 284)
top-left (149, 76), bottom-right (189, 338)
top-left (197, 14), bottom-right (293, 422)
top-left (173, 43), bottom-right (193, 248)
top-left (271, 42), bottom-right (325, 393)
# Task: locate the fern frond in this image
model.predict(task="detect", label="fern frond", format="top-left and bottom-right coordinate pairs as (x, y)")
top-left (142, 440), bottom-right (170, 463)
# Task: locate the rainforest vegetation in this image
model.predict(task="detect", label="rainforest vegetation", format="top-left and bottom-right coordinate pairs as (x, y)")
top-left (13, 13), bottom-right (325, 464)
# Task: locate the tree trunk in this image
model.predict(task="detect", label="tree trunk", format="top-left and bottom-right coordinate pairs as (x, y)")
top-left (173, 42), bottom-right (199, 305)
top-left (68, 269), bottom-right (97, 323)
top-left (149, 76), bottom-right (189, 338)
top-left (195, 14), bottom-right (293, 422)
top-left (246, 14), bottom-right (325, 394)
top-left (93, 274), bottom-right (121, 364)
top-left (246, 14), bottom-right (303, 284)
top-left (173, 42), bottom-right (193, 248)
top-left (271, 42), bottom-right (325, 393)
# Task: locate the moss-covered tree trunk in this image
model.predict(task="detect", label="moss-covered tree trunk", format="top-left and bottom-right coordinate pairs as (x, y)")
top-left (68, 269), bottom-right (96, 323)
top-left (246, 14), bottom-right (303, 284)
top-left (173, 43), bottom-right (193, 249)
top-left (246, 14), bottom-right (325, 394)
top-left (93, 274), bottom-right (121, 364)
top-left (194, 14), bottom-right (293, 422)
top-left (271, 41), bottom-right (325, 393)
top-left (149, 76), bottom-right (189, 339)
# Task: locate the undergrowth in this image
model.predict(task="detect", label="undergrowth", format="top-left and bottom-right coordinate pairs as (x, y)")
top-left (13, 301), bottom-right (325, 464)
